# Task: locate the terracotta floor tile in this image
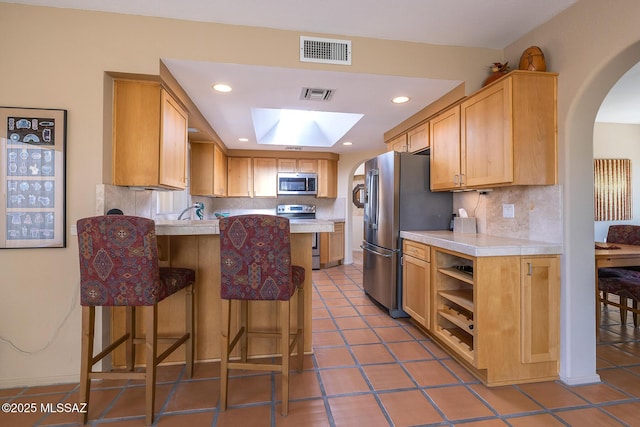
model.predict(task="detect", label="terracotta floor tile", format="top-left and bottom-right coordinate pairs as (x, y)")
top-left (275, 398), bottom-right (330, 427)
top-left (570, 382), bottom-right (630, 403)
top-left (469, 384), bottom-right (542, 415)
top-left (333, 316), bottom-right (369, 330)
top-left (356, 305), bottom-right (387, 316)
top-left (456, 419), bottom-right (510, 427)
top-left (421, 340), bottom-right (451, 359)
top-left (363, 314), bottom-right (401, 327)
top-left (328, 394), bottom-right (388, 427)
top-left (314, 347), bottom-right (355, 368)
top-left (0, 387), bottom-right (25, 398)
top-left (601, 401), bottom-right (640, 426)
top-left (328, 306), bottom-right (359, 318)
top-left (597, 345), bottom-right (640, 366)
top-left (351, 343), bottom-right (396, 365)
top-left (362, 364), bottom-right (415, 390)
top-left (341, 328), bottom-right (381, 345)
top-left (318, 290), bottom-right (344, 299)
top-left (157, 410), bottom-right (216, 426)
top-left (386, 341), bottom-right (433, 361)
top-left (441, 359), bottom-right (479, 383)
top-left (216, 403), bottom-right (272, 427)
top-left (274, 371), bottom-right (322, 399)
top-left (517, 381), bottom-right (588, 409)
top-left (555, 407), bottom-right (627, 426)
top-left (598, 368), bottom-right (640, 397)
top-left (164, 379), bottom-right (219, 412)
top-left (22, 382), bottom-right (77, 396)
top-left (225, 375), bottom-right (272, 406)
top-left (323, 298), bottom-right (352, 308)
top-left (374, 326), bottom-right (414, 343)
top-left (346, 295), bottom-right (373, 306)
top-left (192, 361), bottom-right (220, 379)
top-left (102, 384), bottom-right (173, 420)
top-left (62, 388), bottom-right (121, 422)
top-left (311, 307), bottom-right (330, 319)
top-left (312, 318), bottom-right (337, 332)
top-left (404, 360), bottom-right (460, 386)
top-left (2, 393), bottom-right (68, 427)
top-left (312, 331), bottom-right (345, 347)
top-left (506, 413), bottom-right (566, 427)
top-left (427, 385), bottom-right (494, 421)
top-left (319, 367), bottom-right (370, 395)
top-left (378, 389), bottom-right (443, 426)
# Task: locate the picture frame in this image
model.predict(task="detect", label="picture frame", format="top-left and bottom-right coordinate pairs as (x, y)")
top-left (0, 106), bottom-right (67, 248)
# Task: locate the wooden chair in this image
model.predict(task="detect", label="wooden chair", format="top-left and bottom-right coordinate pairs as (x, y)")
top-left (76, 215), bottom-right (195, 425)
top-left (598, 225), bottom-right (640, 327)
top-left (218, 215), bottom-right (305, 416)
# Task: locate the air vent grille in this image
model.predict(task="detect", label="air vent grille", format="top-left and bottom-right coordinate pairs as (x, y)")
top-left (285, 146), bottom-right (304, 151)
top-left (300, 36), bottom-right (352, 65)
top-left (300, 87), bottom-right (335, 101)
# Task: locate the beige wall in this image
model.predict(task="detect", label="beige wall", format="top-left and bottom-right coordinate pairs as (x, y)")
top-left (4, 0), bottom-right (640, 388)
top-left (0, 3), bottom-right (499, 387)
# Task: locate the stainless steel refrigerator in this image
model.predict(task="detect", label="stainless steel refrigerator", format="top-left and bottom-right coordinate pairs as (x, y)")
top-left (361, 151), bottom-right (452, 317)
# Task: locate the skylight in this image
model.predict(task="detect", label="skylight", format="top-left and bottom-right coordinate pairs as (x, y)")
top-left (251, 108), bottom-right (363, 147)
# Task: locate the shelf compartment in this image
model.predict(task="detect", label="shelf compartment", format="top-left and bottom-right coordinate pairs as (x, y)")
top-left (438, 267), bottom-right (474, 285)
top-left (438, 289), bottom-right (474, 312)
top-left (437, 326), bottom-right (474, 361)
top-left (438, 306), bottom-right (474, 336)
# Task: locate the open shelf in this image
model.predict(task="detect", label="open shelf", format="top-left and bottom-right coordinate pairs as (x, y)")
top-left (438, 289), bottom-right (474, 312)
top-left (438, 267), bottom-right (474, 285)
top-left (438, 305), bottom-right (474, 336)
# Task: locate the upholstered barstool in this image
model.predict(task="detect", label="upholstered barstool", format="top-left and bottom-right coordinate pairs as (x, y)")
top-left (218, 215), bottom-right (305, 416)
top-left (76, 215), bottom-right (195, 425)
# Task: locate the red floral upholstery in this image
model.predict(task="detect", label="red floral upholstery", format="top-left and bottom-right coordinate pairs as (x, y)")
top-left (219, 215), bottom-right (304, 301)
top-left (77, 215), bottom-right (195, 306)
top-left (606, 225), bottom-right (640, 245)
top-left (599, 267), bottom-right (640, 300)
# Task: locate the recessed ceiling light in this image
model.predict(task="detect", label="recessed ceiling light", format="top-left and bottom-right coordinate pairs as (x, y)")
top-left (342, 141), bottom-right (352, 146)
top-left (212, 83), bottom-right (232, 93)
top-left (392, 96), bottom-right (410, 104)
top-left (238, 137), bottom-right (249, 142)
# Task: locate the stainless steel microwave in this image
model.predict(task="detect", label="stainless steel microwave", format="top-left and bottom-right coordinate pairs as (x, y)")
top-left (277, 172), bottom-right (318, 196)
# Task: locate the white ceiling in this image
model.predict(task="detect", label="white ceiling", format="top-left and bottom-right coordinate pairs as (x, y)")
top-left (7, 0), bottom-right (635, 154)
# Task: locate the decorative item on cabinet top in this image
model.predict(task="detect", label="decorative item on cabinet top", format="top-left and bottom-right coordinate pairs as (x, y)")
top-left (519, 46), bottom-right (547, 72)
top-left (482, 62), bottom-right (511, 87)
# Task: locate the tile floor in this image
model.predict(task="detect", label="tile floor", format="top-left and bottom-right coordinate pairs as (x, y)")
top-left (3, 253), bottom-right (640, 426)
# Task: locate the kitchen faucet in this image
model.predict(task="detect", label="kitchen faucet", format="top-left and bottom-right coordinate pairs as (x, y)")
top-left (178, 202), bottom-right (204, 220)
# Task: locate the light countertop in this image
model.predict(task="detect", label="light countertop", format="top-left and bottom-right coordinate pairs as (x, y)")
top-left (400, 230), bottom-right (563, 257)
top-left (155, 218), bottom-right (335, 236)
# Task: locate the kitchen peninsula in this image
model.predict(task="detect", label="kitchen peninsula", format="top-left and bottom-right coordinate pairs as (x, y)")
top-left (110, 218), bottom-right (334, 367)
top-left (400, 230), bottom-right (562, 386)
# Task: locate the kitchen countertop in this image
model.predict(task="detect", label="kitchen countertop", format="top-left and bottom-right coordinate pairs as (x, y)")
top-left (400, 230), bottom-right (563, 257)
top-left (155, 218), bottom-right (335, 236)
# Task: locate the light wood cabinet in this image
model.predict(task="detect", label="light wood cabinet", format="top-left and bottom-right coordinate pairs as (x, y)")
top-left (320, 221), bottom-right (344, 268)
top-left (190, 142), bottom-right (227, 197)
top-left (430, 71), bottom-right (557, 191)
top-left (425, 245), bottom-right (560, 386)
top-left (402, 240), bottom-right (430, 329)
top-left (278, 158), bottom-right (318, 173)
top-left (388, 134), bottom-right (408, 152)
top-left (317, 159), bottom-right (338, 198)
top-left (112, 79), bottom-right (188, 189)
top-left (407, 122), bottom-right (429, 153)
top-left (227, 157), bottom-right (277, 197)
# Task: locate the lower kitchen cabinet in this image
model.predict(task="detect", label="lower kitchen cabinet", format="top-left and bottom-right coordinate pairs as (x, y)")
top-left (402, 238), bottom-right (560, 386)
top-left (320, 221), bottom-right (344, 268)
top-left (402, 240), bottom-right (430, 329)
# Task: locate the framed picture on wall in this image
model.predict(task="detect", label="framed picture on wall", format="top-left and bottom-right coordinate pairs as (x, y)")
top-left (0, 107), bottom-right (67, 248)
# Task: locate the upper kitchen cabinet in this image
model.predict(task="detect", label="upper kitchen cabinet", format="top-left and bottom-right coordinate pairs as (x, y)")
top-left (277, 158), bottom-right (318, 173)
top-left (190, 142), bottom-right (227, 197)
top-left (430, 105), bottom-right (461, 190)
top-left (430, 71), bottom-right (557, 191)
top-left (317, 159), bottom-right (337, 198)
top-left (112, 79), bottom-right (188, 189)
top-left (387, 134), bottom-right (408, 152)
top-left (407, 122), bottom-right (429, 153)
top-left (227, 157), bottom-right (277, 197)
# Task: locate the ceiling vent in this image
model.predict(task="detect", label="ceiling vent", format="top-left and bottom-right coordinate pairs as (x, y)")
top-left (300, 36), bottom-right (352, 65)
top-left (300, 87), bottom-right (335, 101)
top-left (285, 146), bottom-right (304, 151)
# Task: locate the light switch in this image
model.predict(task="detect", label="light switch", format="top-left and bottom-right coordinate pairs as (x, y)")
top-left (70, 224), bottom-right (77, 236)
top-left (502, 204), bottom-right (515, 218)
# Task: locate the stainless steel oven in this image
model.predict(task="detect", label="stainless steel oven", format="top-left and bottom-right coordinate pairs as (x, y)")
top-left (277, 204), bottom-right (320, 269)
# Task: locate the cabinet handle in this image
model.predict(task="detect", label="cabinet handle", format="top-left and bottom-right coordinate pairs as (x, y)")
top-left (453, 174), bottom-right (459, 185)
top-left (527, 262), bottom-right (533, 276)
top-left (460, 174), bottom-right (465, 186)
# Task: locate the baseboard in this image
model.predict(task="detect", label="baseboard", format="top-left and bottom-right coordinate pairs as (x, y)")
top-left (0, 374), bottom-right (79, 389)
top-left (559, 372), bottom-right (602, 386)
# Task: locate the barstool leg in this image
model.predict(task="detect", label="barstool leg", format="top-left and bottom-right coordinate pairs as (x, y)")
top-left (125, 307), bottom-right (135, 371)
top-left (280, 300), bottom-right (290, 416)
top-left (297, 287), bottom-right (304, 371)
top-left (185, 285), bottom-right (194, 378)
top-left (79, 306), bottom-right (94, 425)
top-left (220, 299), bottom-right (231, 411)
top-left (620, 297), bottom-right (628, 324)
top-left (144, 305), bottom-right (158, 426)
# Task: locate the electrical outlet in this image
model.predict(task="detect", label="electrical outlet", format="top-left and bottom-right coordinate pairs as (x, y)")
top-left (502, 204), bottom-right (515, 218)
top-left (70, 224), bottom-right (77, 236)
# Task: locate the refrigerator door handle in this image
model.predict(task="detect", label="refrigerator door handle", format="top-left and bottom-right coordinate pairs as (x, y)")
top-left (360, 243), bottom-right (393, 258)
top-left (367, 169), bottom-right (379, 230)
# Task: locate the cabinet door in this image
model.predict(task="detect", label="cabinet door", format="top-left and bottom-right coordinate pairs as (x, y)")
top-left (520, 256), bottom-right (560, 363)
top-left (297, 159), bottom-right (318, 173)
top-left (277, 158), bottom-right (297, 172)
top-left (430, 105), bottom-right (461, 190)
top-left (190, 143), bottom-right (214, 196)
top-left (227, 157), bottom-right (253, 197)
top-left (330, 222), bottom-right (344, 262)
top-left (317, 159), bottom-right (337, 198)
top-left (252, 158), bottom-right (277, 197)
top-left (159, 89), bottom-right (188, 189)
top-left (402, 243), bottom-right (430, 328)
top-left (388, 134), bottom-right (408, 152)
top-left (461, 79), bottom-right (513, 187)
top-left (407, 122), bottom-right (429, 153)
top-left (213, 145), bottom-right (227, 197)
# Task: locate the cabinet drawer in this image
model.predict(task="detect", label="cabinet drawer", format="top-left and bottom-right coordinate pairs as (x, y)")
top-left (403, 240), bottom-right (429, 261)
